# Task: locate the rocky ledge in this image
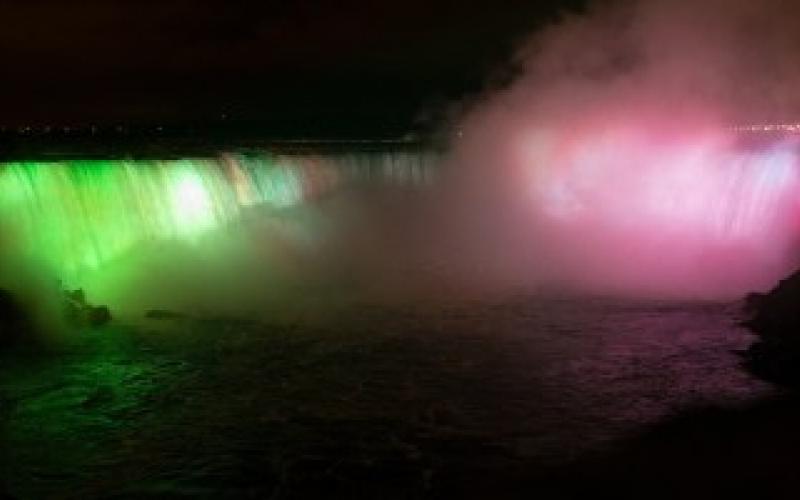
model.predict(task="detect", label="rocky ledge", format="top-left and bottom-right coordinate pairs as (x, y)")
top-left (0, 286), bottom-right (111, 348)
top-left (742, 270), bottom-right (800, 385)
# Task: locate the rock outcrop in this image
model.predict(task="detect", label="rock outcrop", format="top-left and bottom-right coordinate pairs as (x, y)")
top-left (1, 286), bottom-right (111, 349)
top-left (0, 288), bottom-right (29, 347)
top-left (63, 288), bottom-right (112, 328)
top-left (742, 269), bottom-right (800, 385)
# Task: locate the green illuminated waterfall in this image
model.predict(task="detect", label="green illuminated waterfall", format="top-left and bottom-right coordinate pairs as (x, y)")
top-left (0, 151), bottom-right (437, 286)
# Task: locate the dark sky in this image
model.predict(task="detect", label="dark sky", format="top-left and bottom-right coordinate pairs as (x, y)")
top-left (0, 0), bottom-right (585, 132)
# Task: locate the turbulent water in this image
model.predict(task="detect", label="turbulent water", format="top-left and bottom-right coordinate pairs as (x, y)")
top-left (0, 296), bottom-right (781, 497)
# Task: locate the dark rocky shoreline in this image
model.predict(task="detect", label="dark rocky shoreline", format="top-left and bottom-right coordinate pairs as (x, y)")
top-left (742, 270), bottom-right (800, 385)
top-left (0, 287), bottom-right (110, 350)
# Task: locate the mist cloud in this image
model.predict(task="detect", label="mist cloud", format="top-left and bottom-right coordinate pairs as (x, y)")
top-left (443, 0), bottom-right (800, 298)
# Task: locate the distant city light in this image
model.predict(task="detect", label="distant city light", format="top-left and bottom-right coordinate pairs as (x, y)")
top-left (731, 123), bottom-right (800, 133)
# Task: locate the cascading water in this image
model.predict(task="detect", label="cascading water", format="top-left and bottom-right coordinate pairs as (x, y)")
top-left (2, 134), bottom-right (798, 306)
top-left (445, 123), bottom-right (800, 297)
top-left (0, 151), bottom-right (439, 291)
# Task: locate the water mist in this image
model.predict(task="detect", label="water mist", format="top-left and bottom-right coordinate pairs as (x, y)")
top-left (443, 0), bottom-right (800, 298)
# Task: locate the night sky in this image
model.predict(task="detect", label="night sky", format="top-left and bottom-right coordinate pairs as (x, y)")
top-left (0, 0), bottom-right (586, 133)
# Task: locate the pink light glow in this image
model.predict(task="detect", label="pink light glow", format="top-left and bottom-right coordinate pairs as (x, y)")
top-left (443, 0), bottom-right (800, 298)
top-left (442, 111), bottom-right (800, 297)
top-left (495, 123), bottom-right (800, 297)
top-left (515, 127), bottom-right (800, 242)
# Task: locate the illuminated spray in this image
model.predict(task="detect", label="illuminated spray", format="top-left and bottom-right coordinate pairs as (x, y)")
top-left (443, 0), bottom-right (800, 297)
top-left (0, 152), bottom-right (436, 291)
top-left (516, 127), bottom-right (800, 241)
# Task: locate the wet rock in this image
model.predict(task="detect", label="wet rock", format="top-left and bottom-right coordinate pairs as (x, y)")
top-left (63, 288), bottom-right (112, 328)
top-left (87, 305), bottom-right (112, 327)
top-left (742, 339), bottom-right (800, 385)
top-left (0, 288), bottom-right (28, 347)
top-left (742, 270), bottom-right (800, 338)
top-left (0, 288), bottom-right (24, 326)
top-left (742, 269), bottom-right (800, 385)
top-left (743, 292), bottom-right (766, 314)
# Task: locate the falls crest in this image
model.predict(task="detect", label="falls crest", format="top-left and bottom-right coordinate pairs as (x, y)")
top-left (0, 151), bottom-right (438, 287)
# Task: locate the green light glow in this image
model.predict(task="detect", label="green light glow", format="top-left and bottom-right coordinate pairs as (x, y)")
top-left (171, 167), bottom-right (216, 236)
top-left (0, 151), bottom-right (438, 290)
top-left (0, 155), bottom-right (315, 285)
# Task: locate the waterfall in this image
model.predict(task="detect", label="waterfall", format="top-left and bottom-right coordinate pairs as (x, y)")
top-left (0, 150), bottom-right (440, 287)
